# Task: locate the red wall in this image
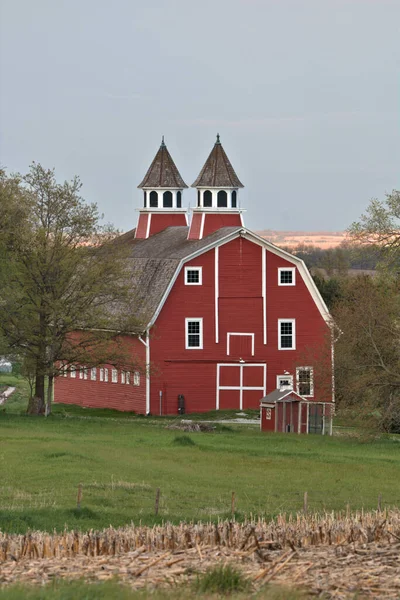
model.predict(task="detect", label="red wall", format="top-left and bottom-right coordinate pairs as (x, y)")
top-left (54, 336), bottom-right (146, 413)
top-left (149, 236), bottom-right (331, 414)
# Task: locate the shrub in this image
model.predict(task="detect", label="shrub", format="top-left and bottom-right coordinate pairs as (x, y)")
top-left (194, 564), bottom-right (250, 595)
top-left (172, 435), bottom-right (196, 447)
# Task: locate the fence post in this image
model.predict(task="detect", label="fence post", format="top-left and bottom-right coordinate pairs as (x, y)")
top-left (155, 488), bottom-right (160, 516)
top-left (303, 491), bottom-right (308, 514)
top-left (77, 483), bottom-right (82, 511)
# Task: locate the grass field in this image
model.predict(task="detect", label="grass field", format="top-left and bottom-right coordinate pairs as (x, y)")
top-left (1, 374), bottom-right (400, 535)
top-left (0, 580), bottom-right (304, 600)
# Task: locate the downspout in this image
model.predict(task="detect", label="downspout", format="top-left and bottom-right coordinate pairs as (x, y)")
top-left (139, 331), bottom-right (151, 415)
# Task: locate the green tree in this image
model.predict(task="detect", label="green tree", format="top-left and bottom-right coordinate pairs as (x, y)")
top-left (0, 164), bottom-right (143, 415)
top-left (349, 189), bottom-right (400, 270)
top-left (333, 275), bottom-right (400, 432)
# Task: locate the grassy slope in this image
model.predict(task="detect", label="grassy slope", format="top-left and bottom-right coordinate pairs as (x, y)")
top-left (1, 374), bottom-right (400, 534)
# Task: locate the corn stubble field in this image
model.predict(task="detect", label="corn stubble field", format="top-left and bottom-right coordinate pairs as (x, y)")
top-left (1, 375), bottom-right (400, 598)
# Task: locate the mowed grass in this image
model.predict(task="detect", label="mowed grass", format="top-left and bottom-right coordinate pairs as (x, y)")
top-left (1, 375), bottom-right (400, 534)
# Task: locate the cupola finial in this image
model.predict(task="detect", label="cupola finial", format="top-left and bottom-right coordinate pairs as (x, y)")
top-left (216, 133), bottom-right (220, 144)
top-left (161, 135), bottom-right (166, 147)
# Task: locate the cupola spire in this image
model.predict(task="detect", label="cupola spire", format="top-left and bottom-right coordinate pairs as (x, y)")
top-left (135, 139), bottom-right (188, 239)
top-left (188, 137), bottom-right (245, 240)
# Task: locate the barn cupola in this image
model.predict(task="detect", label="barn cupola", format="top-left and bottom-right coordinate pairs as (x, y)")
top-left (135, 137), bottom-right (188, 239)
top-left (188, 134), bottom-right (244, 240)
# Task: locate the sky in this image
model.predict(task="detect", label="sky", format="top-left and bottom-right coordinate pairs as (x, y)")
top-left (0, 0), bottom-right (399, 233)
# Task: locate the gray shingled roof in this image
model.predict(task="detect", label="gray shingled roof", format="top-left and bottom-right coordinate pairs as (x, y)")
top-left (138, 140), bottom-right (188, 189)
top-left (118, 226), bottom-right (242, 326)
top-left (260, 389), bottom-right (305, 403)
top-left (192, 136), bottom-right (244, 188)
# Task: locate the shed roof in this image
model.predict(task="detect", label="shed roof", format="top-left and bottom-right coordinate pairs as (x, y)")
top-left (138, 139), bottom-right (188, 189)
top-left (260, 389), bottom-right (306, 404)
top-left (192, 135), bottom-right (244, 188)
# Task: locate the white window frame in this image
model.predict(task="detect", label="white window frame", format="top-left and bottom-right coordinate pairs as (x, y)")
top-left (185, 318), bottom-right (203, 350)
top-left (99, 368), bottom-right (104, 382)
top-left (121, 371), bottom-right (126, 384)
top-left (111, 368), bottom-right (118, 383)
top-left (83, 367), bottom-right (88, 380)
top-left (276, 374), bottom-right (294, 391)
top-left (79, 367), bottom-right (84, 380)
top-left (185, 266), bottom-right (202, 286)
top-left (133, 371), bottom-right (140, 386)
top-left (104, 368), bottom-right (109, 383)
top-left (126, 371), bottom-right (130, 385)
top-left (70, 366), bottom-right (76, 379)
top-left (278, 267), bottom-right (296, 286)
top-left (91, 367), bottom-right (96, 381)
top-left (296, 366), bottom-right (314, 397)
top-left (278, 319), bottom-right (296, 350)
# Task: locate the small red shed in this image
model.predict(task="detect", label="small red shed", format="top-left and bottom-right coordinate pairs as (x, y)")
top-left (260, 389), bottom-right (333, 435)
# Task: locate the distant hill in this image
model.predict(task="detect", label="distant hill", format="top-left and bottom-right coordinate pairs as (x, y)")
top-left (256, 230), bottom-right (348, 249)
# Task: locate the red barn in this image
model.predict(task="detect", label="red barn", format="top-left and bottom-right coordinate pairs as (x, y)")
top-left (55, 136), bottom-right (334, 433)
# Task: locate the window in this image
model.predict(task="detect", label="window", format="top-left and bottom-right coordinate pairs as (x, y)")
top-left (163, 191), bottom-right (173, 208)
top-left (266, 408), bottom-right (272, 420)
top-left (149, 191), bottom-right (158, 207)
top-left (177, 191), bottom-right (182, 208)
top-left (112, 368), bottom-right (118, 383)
top-left (277, 375), bottom-right (293, 390)
top-left (217, 190), bottom-right (227, 207)
top-left (197, 190), bottom-right (201, 207)
top-left (99, 368), bottom-right (104, 382)
top-left (79, 367), bottom-right (84, 380)
top-left (104, 368), bottom-right (109, 383)
top-left (297, 367), bottom-right (314, 397)
top-left (121, 371), bottom-right (126, 384)
top-left (203, 190), bottom-right (212, 207)
top-left (185, 266), bottom-right (202, 285)
top-left (62, 364), bottom-right (67, 377)
top-left (91, 367), bottom-right (96, 381)
top-left (133, 371), bottom-right (140, 386)
top-left (83, 367), bottom-right (88, 380)
top-left (232, 190), bottom-right (237, 208)
top-left (143, 191), bottom-right (147, 208)
top-left (278, 319), bottom-right (296, 350)
top-left (126, 371), bottom-right (130, 385)
top-left (278, 268), bottom-right (296, 286)
top-left (70, 367), bottom-right (76, 379)
top-left (186, 318), bottom-right (203, 349)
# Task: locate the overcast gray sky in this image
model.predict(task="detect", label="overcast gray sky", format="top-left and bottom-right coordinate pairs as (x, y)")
top-left (0, 0), bottom-right (399, 232)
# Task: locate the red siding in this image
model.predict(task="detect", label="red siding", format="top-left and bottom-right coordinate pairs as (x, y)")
top-left (149, 213), bottom-right (187, 237)
top-left (135, 213), bottom-right (149, 239)
top-left (187, 213), bottom-right (202, 240)
top-left (149, 236), bottom-right (331, 414)
top-left (202, 213), bottom-right (242, 238)
top-left (54, 336), bottom-right (146, 413)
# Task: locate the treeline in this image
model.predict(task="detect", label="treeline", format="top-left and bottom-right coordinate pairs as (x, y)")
top-left (285, 243), bottom-right (382, 273)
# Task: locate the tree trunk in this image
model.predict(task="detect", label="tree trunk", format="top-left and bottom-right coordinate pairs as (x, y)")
top-left (46, 375), bottom-right (53, 416)
top-left (27, 393), bottom-right (45, 415)
top-left (26, 366), bottom-right (45, 415)
top-left (27, 309), bottom-right (47, 415)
